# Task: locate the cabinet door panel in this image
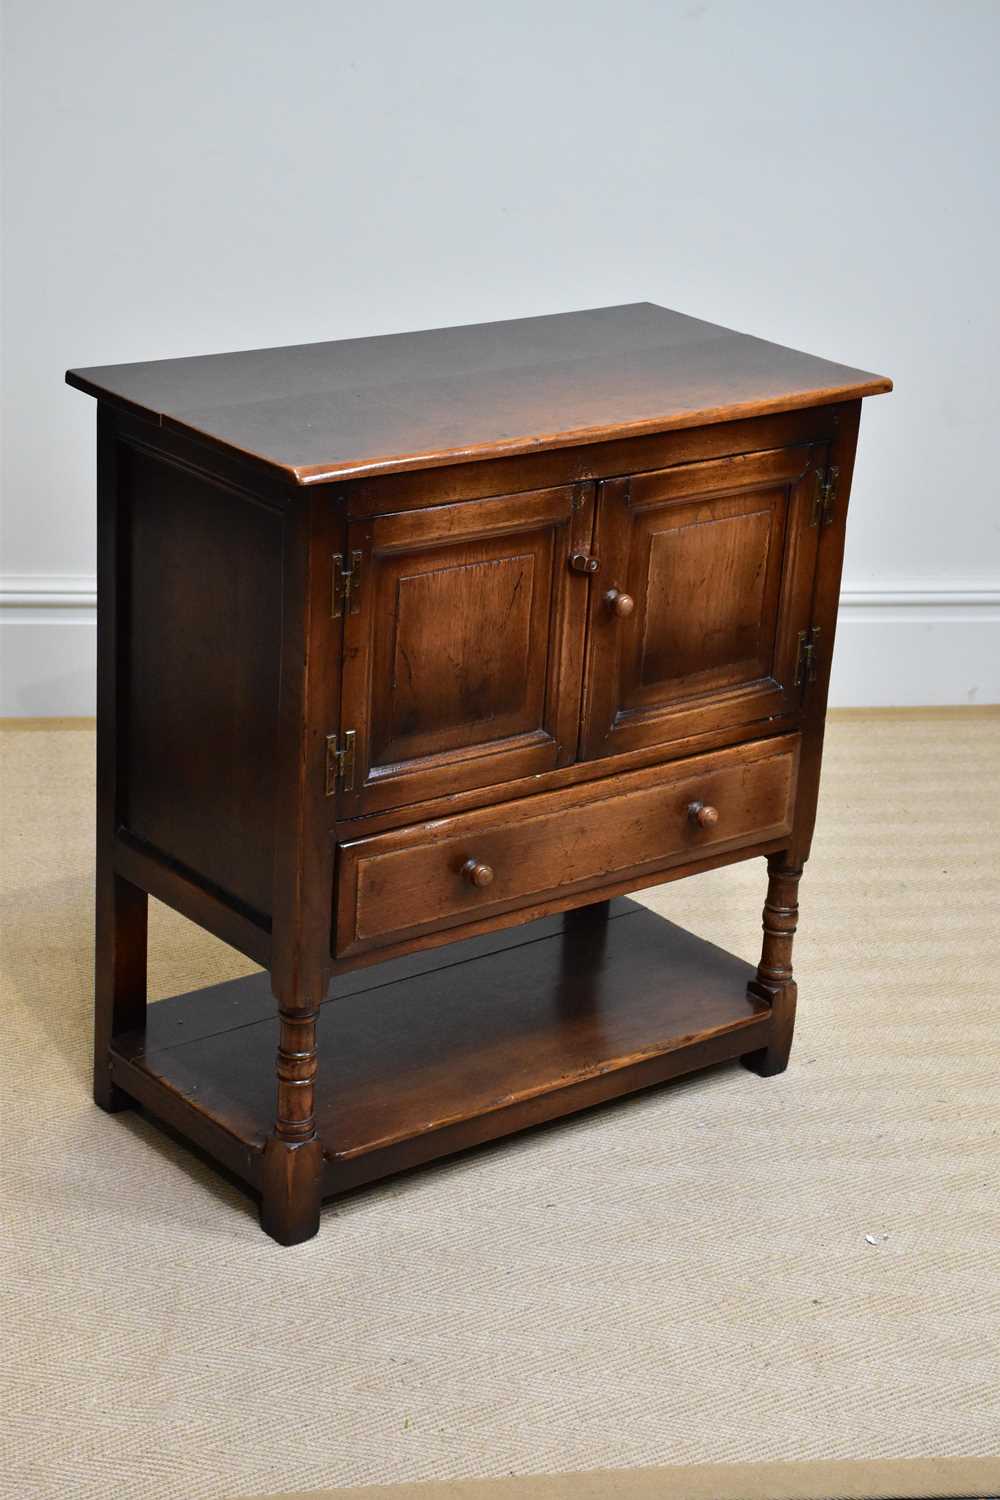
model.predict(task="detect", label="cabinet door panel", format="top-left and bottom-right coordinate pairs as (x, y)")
top-left (580, 445), bottom-right (822, 759)
top-left (339, 484), bottom-right (592, 816)
top-left (374, 542), bottom-right (541, 765)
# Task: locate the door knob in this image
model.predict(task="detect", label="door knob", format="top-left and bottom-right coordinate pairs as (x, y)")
top-left (604, 588), bottom-right (635, 618)
top-left (461, 857), bottom-right (495, 888)
top-left (687, 801), bottom-right (719, 829)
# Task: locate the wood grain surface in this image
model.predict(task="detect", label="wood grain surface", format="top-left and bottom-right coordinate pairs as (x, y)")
top-left (112, 899), bottom-right (769, 1195)
top-left (66, 302), bottom-right (890, 483)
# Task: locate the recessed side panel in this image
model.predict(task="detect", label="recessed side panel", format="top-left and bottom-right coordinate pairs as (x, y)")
top-left (121, 443), bottom-right (283, 919)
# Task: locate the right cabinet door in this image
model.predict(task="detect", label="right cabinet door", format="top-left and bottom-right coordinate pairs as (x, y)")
top-left (580, 444), bottom-right (826, 760)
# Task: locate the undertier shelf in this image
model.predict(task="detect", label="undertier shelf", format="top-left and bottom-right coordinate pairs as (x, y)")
top-left (110, 898), bottom-right (771, 1197)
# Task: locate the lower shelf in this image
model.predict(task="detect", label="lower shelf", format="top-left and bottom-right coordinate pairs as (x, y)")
top-left (110, 899), bottom-right (772, 1199)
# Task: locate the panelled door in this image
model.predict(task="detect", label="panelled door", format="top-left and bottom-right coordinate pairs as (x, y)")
top-left (579, 445), bottom-right (825, 760)
top-left (337, 484), bottom-right (593, 816)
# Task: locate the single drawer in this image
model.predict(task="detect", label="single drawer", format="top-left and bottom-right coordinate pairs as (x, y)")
top-left (334, 734), bottom-right (799, 960)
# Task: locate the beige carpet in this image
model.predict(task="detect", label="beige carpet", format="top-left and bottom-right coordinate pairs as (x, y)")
top-left (1, 712), bottom-right (998, 1500)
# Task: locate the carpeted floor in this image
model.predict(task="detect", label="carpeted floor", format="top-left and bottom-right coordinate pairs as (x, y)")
top-left (1, 712), bottom-right (998, 1500)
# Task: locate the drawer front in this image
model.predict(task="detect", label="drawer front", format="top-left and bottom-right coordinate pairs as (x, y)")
top-left (334, 735), bottom-right (799, 959)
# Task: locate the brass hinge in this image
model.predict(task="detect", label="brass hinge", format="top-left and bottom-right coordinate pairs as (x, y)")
top-left (325, 730), bottom-right (356, 795)
top-left (811, 465), bottom-right (839, 527)
top-left (794, 626), bottom-right (821, 689)
top-left (331, 551), bottom-right (362, 616)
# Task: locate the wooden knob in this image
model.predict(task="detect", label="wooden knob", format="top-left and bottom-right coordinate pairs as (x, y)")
top-left (688, 801), bottom-right (719, 829)
top-left (605, 588), bottom-right (635, 618)
top-left (461, 857), bottom-right (494, 888)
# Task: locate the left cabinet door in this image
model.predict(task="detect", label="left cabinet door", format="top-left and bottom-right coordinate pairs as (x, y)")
top-left (336, 484), bottom-right (593, 817)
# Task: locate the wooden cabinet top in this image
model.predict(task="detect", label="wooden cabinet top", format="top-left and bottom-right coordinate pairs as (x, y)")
top-left (66, 301), bottom-right (890, 486)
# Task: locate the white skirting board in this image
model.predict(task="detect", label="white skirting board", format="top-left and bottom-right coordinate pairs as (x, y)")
top-left (1, 577), bottom-right (98, 718)
top-left (828, 586), bottom-right (1000, 707)
top-left (1, 577), bottom-right (998, 716)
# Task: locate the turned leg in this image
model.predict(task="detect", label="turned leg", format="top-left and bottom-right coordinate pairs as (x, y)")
top-left (260, 1001), bottom-right (324, 1245)
top-left (742, 854), bottom-right (803, 1078)
top-left (94, 870), bottom-right (148, 1111)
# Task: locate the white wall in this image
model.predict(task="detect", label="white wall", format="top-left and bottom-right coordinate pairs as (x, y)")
top-left (2, 0), bottom-right (998, 714)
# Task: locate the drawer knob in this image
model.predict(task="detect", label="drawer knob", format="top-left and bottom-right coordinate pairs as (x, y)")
top-left (688, 800), bottom-right (719, 830)
top-left (461, 857), bottom-right (495, 888)
top-left (605, 588), bottom-right (635, 618)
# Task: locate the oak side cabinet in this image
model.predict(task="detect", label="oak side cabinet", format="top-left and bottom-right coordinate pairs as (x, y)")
top-left (67, 303), bottom-right (891, 1244)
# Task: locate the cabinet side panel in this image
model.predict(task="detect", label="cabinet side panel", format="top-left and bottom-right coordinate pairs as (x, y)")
top-left (787, 400), bottom-right (863, 865)
top-left (120, 443), bottom-right (283, 918)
